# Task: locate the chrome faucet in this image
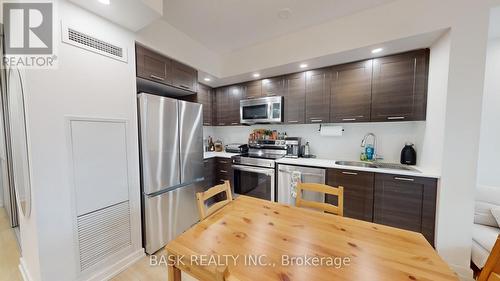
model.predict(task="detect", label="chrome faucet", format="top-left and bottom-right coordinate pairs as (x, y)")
top-left (361, 133), bottom-right (379, 160)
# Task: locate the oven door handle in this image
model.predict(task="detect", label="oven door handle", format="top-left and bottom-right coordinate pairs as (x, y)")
top-left (278, 169), bottom-right (324, 177)
top-left (232, 165), bottom-right (274, 176)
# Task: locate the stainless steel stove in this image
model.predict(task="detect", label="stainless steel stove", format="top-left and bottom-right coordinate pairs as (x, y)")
top-left (231, 140), bottom-right (286, 201)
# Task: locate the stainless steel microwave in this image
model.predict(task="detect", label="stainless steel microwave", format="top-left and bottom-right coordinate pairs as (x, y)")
top-left (240, 96), bottom-right (283, 124)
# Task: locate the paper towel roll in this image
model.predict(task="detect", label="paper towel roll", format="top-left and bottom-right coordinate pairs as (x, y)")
top-left (319, 125), bottom-right (343, 136)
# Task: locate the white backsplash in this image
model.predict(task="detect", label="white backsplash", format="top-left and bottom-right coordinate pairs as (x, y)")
top-left (204, 122), bottom-right (426, 164)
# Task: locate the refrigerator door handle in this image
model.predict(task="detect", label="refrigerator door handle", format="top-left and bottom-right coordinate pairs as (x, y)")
top-left (145, 176), bottom-right (206, 198)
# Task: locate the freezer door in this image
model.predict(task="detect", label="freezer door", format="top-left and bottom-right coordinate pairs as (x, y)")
top-left (178, 100), bottom-right (204, 185)
top-left (143, 183), bottom-right (203, 254)
top-left (138, 93), bottom-right (180, 195)
top-left (277, 164), bottom-right (325, 206)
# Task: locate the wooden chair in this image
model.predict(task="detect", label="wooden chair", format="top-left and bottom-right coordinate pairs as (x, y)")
top-left (295, 182), bottom-right (344, 216)
top-left (196, 181), bottom-right (233, 220)
top-left (478, 235), bottom-right (500, 281)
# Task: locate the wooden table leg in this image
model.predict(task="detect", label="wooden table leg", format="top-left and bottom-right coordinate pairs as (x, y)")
top-left (168, 263), bottom-right (181, 281)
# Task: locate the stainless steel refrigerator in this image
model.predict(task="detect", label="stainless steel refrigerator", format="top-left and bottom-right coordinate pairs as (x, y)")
top-left (138, 93), bottom-right (204, 254)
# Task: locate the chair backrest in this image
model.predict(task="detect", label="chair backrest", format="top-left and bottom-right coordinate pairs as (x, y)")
top-left (296, 183), bottom-right (344, 216)
top-left (479, 235), bottom-right (500, 281)
top-left (196, 181), bottom-right (233, 220)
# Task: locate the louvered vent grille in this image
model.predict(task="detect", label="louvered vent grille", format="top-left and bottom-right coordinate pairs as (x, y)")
top-left (68, 28), bottom-right (123, 58)
top-left (77, 201), bottom-right (131, 271)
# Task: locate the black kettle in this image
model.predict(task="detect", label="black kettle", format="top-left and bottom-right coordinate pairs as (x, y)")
top-left (400, 143), bottom-right (416, 165)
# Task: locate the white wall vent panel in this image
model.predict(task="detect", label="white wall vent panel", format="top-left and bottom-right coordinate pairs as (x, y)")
top-left (77, 200), bottom-right (132, 271)
top-left (69, 119), bottom-right (130, 216)
top-left (62, 24), bottom-right (128, 63)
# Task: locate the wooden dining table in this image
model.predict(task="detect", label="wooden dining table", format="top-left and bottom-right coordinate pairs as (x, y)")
top-left (165, 195), bottom-right (458, 281)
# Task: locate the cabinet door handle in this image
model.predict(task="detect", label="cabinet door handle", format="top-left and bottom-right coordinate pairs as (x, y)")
top-left (203, 122), bottom-right (211, 126)
top-left (220, 170), bottom-right (228, 173)
top-left (219, 160), bottom-right (228, 164)
top-left (342, 171), bottom-right (358, 176)
top-left (387, 116), bottom-right (405, 120)
top-left (150, 74), bottom-right (165, 81)
top-left (394, 177), bottom-right (415, 182)
top-left (288, 120), bottom-right (299, 123)
top-left (218, 123), bottom-right (226, 126)
top-left (310, 119), bottom-right (323, 123)
top-left (231, 122), bottom-right (239, 125)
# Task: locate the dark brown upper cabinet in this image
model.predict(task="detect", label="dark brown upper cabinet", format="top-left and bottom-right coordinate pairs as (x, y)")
top-left (215, 87), bottom-right (230, 126)
top-left (262, 76), bottom-right (285, 97)
top-left (373, 173), bottom-right (437, 246)
top-left (171, 60), bottom-right (198, 92)
top-left (242, 80), bottom-right (262, 99)
top-left (227, 85), bottom-right (244, 126)
top-left (305, 68), bottom-right (332, 124)
top-left (330, 60), bottom-right (373, 123)
top-left (326, 169), bottom-right (375, 222)
top-left (136, 44), bottom-right (172, 84)
top-left (283, 72), bottom-right (306, 124)
top-left (371, 49), bottom-right (429, 122)
top-left (198, 84), bottom-right (214, 126)
top-left (136, 44), bottom-right (198, 93)
top-left (210, 49), bottom-right (429, 126)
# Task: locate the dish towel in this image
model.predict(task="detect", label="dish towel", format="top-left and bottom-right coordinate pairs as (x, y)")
top-left (291, 171), bottom-right (302, 198)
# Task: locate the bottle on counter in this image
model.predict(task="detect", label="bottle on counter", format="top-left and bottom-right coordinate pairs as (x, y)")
top-left (208, 137), bottom-right (215, 152)
top-left (365, 144), bottom-right (374, 161)
top-left (304, 142), bottom-right (310, 156)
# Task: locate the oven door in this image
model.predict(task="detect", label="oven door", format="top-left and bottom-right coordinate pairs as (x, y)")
top-left (232, 164), bottom-right (275, 201)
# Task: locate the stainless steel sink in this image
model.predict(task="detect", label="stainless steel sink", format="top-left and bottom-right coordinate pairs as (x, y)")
top-left (334, 161), bottom-right (420, 172)
top-left (334, 161), bottom-right (378, 168)
top-left (375, 163), bottom-right (419, 172)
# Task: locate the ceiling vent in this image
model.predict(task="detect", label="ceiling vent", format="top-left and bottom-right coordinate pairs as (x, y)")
top-left (62, 24), bottom-right (128, 63)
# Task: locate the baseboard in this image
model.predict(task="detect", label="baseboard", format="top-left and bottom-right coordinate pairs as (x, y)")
top-left (84, 248), bottom-right (145, 281)
top-left (19, 257), bottom-right (34, 281)
top-left (450, 263), bottom-right (474, 281)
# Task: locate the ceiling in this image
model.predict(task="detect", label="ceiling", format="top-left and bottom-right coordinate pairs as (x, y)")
top-left (200, 29), bottom-right (447, 87)
top-left (163, 0), bottom-right (397, 54)
top-left (68, 0), bottom-right (162, 31)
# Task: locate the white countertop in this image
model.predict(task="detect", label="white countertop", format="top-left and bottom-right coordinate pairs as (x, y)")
top-left (275, 158), bottom-right (440, 179)
top-left (203, 152), bottom-right (440, 178)
top-left (203, 151), bottom-right (240, 159)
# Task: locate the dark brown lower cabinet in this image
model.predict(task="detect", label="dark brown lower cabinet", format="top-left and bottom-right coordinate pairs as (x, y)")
top-left (326, 169), bottom-right (374, 221)
top-left (202, 158), bottom-right (216, 189)
top-left (373, 173), bottom-right (437, 246)
top-left (215, 157), bottom-right (233, 187)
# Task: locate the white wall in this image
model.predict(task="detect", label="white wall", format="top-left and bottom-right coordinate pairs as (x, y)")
top-left (206, 122), bottom-right (425, 164)
top-left (477, 38), bottom-right (500, 187)
top-left (416, 32), bottom-right (451, 174)
top-left (20, 1), bottom-right (142, 280)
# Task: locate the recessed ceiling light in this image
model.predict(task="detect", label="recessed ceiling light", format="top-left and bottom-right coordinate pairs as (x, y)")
top-left (300, 63), bottom-right (308, 68)
top-left (253, 73), bottom-right (260, 78)
top-left (371, 48), bottom-right (383, 54)
top-left (204, 77), bottom-right (211, 82)
top-left (98, 0), bottom-right (110, 5)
